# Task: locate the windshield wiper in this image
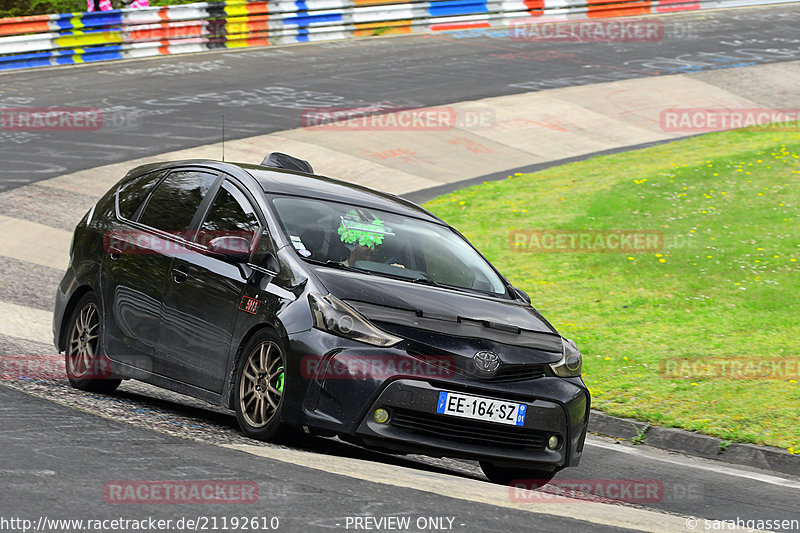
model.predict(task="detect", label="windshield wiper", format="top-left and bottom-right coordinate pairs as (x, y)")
top-left (307, 258), bottom-right (376, 276)
top-left (408, 274), bottom-right (443, 286)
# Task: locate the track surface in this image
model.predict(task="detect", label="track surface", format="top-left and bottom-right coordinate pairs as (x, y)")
top-left (3, 7), bottom-right (800, 191)
top-left (1, 5), bottom-right (800, 532)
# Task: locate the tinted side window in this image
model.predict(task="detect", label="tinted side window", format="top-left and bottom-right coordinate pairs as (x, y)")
top-left (139, 171), bottom-right (217, 233)
top-left (116, 169), bottom-right (167, 220)
top-left (198, 181), bottom-right (260, 246)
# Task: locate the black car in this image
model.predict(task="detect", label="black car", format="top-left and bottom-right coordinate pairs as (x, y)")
top-left (53, 154), bottom-right (589, 485)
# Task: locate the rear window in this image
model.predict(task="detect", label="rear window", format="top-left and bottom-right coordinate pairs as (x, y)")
top-left (138, 170), bottom-right (218, 233)
top-left (116, 169), bottom-right (167, 220)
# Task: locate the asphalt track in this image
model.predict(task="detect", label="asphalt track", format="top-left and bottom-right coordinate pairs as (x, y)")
top-left (1, 4), bottom-right (800, 532)
top-left (3, 6), bottom-right (800, 190)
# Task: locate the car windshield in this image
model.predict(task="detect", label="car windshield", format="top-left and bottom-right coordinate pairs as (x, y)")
top-left (271, 196), bottom-right (508, 295)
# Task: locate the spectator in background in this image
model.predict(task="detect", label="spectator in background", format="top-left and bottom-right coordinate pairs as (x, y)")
top-left (87, 0), bottom-right (112, 10)
top-left (86, 0), bottom-right (150, 9)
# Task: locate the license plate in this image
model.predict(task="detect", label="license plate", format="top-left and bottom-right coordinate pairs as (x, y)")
top-left (436, 391), bottom-right (526, 426)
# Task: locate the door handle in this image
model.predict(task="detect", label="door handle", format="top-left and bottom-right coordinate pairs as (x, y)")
top-left (171, 267), bottom-right (188, 283)
top-left (108, 246), bottom-right (122, 260)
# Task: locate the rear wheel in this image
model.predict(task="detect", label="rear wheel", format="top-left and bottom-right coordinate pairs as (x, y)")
top-left (479, 461), bottom-right (557, 487)
top-left (233, 331), bottom-right (294, 442)
top-left (65, 293), bottom-right (121, 394)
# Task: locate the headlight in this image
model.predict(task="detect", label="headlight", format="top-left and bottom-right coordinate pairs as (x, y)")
top-left (550, 337), bottom-right (583, 377)
top-left (308, 293), bottom-right (402, 347)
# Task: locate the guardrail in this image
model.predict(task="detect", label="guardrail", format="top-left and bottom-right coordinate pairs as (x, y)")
top-left (0, 0), bottom-right (796, 71)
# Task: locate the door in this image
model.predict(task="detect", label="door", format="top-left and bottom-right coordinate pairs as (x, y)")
top-left (101, 168), bottom-right (218, 374)
top-left (156, 179), bottom-right (262, 393)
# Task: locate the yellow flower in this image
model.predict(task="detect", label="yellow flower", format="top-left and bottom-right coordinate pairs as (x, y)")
top-left (659, 258), bottom-right (666, 263)
top-left (459, 201), bottom-right (466, 205)
top-left (655, 253), bottom-right (663, 258)
top-left (691, 382), bottom-right (698, 386)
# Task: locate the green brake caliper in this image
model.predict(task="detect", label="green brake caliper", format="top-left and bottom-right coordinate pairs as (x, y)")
top-left (275, 367), bottom-right (284, 394)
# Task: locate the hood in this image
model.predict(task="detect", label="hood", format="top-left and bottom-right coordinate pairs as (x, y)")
top-left (310, 266), bottom-right (563, 361)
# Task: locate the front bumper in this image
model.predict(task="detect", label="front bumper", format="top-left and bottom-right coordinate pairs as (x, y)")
top-left (292, 333), bottom-right (589, 470)
top-left (355, 379), bottom-right (585, 470)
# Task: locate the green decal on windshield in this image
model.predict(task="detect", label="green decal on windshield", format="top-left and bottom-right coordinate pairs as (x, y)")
top-left (338, 215), bottom-right (392, 249)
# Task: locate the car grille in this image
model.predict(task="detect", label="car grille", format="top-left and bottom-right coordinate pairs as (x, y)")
top-left (406, 346), bottom-right (546, 382)
top-left (491, 365), bottom-right (546, 382)
top-left (390, 409), bottom-right (547, 450)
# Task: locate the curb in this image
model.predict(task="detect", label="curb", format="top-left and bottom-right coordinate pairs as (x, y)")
top-left (588, 410), bottom-right (800, 478)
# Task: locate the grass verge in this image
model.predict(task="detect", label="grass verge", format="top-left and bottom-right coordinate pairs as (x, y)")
top-left (423, 128), bottom-right (800, 452)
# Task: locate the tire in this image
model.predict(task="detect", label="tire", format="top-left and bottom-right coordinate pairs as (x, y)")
top-left (64, 292), bottom-right (121, 394)
top-left (479, 461), bottom-right (557, 487)
top-left (233, 330), bottom-right (294, 442)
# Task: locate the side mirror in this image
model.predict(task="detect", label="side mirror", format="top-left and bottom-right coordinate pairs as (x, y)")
top-left (260, 251), bottom-right (280, 275)
top-left (207, 236), bottom-right (251, 263)
top-left (512, 286), bottom-right (531, 304)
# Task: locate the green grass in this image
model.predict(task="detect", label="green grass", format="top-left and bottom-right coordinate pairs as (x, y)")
top-left (423, 128), bottom-right (800, 452)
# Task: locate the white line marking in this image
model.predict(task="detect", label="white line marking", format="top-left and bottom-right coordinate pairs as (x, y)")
top-left (0, 215), bottom-right (70, 271)
top-left (226, 443), bottom-right (699, 533)
top-left (586, 439), bottom-right (800, 489)
top-left (0, 300), bottom-right (53, 345)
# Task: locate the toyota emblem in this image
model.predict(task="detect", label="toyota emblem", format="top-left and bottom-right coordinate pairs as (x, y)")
top-left (473, 351), bottom-right (501, 374)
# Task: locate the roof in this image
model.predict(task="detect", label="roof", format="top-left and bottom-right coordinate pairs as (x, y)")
top-left (129, 159), bottom-right (445, 225)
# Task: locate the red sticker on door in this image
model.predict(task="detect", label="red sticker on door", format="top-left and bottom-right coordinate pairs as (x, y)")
top-left (239, 296), bottom-right (261, 314)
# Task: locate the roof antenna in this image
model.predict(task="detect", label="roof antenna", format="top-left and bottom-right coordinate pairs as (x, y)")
top-left (222, 114), bottom-right (226, 162)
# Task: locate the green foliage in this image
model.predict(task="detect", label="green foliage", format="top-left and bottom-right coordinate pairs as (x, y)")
top-left (0, 0), bottom-right (201, 18)
top-left (632, 424), bottom-right (651, 445)
top-left (0, 0), bottom-right (83, 17)
top-left (424, 128), bottom-right (800, 451)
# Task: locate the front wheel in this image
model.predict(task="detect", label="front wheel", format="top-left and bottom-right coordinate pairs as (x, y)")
top-left (233, 331), bottom-right (294, 442)
top-left (64, 292), bottom-right (121, 394)
top-left (479, 461), bottom-right (557, 487)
